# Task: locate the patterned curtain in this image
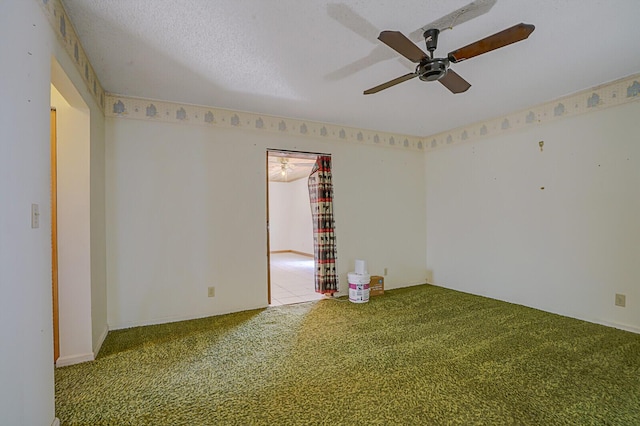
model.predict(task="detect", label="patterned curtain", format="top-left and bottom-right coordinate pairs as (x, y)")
top-left (308, 156), bottom-right (338, 294)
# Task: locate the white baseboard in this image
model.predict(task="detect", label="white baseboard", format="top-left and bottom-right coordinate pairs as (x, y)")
top-left (270, 250), bottom-right (313, 258)
top-left (109, 304), bottom-right (268, 330)
top-left (51, 417), bottom-right (60, 426)
top-left (384, 281), bottom-right (428, 291)
top-left (55, 352), bottom-right (94, 367)
top-left (430, 282), bottom-right (640, 335)
top-left (590, 319), bottom-right (640, 334)
top-left (54, 325), bottom-right (109, 367)
top-left (93, 324), bottom-right (109, 357)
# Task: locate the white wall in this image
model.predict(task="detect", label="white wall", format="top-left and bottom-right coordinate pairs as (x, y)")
top-left (288, 177), bottom-right (314, 254)
top-left (269, 178), bottom-right (313, 254)
top-left (0, 1), bottom-right (107, 423)
top-left (268, 181), bottom-right (290, 252)
top-left (0, 1), bottom-right (56, 424)
top-left (106, 119), bottom-right (427, 328)
top-left (426, 101), bottom-right (640, 332)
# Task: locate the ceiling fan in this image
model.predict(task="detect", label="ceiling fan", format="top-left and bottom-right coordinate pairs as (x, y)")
top-left (364, 22), bottom-right (534, 95)
top-left (268, 156), bottom-right (316, 182)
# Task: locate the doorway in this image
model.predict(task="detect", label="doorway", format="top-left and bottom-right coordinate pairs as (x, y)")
top-left (50, 59), bottom-right (94, 367)
top-left (266, 150), bottom-right (320, 306)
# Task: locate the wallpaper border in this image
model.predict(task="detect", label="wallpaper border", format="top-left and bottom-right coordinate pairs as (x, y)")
top-left (424, 73), bottom-right (640, 151)
top-left (39, 0), bottom-right (106, 111)
top-left (104, 94), bottom-right (427, 151)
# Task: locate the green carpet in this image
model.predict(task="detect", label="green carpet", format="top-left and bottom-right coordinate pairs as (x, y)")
top-left (55, 284), bottom-right (640, 425)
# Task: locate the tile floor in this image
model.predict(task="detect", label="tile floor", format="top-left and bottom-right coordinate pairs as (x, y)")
top-left (269, 252), bottom-right (325, 306)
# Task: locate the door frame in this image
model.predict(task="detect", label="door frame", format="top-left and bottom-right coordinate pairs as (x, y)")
top-left (51, 108), bottom-right (59, 362)
top-left (265, 149), bottom-right (329, 305)
top-left (265, 153), bottom-right (271, 305)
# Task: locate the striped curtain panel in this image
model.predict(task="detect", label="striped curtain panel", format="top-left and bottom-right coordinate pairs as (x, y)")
top-left (308, 156), bottom-right (338, 294)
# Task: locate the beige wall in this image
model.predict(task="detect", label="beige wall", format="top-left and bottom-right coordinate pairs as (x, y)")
top-left (426, 100), bottom-right (640, 332)
top-left (106, 118), bottom-right (427, 329)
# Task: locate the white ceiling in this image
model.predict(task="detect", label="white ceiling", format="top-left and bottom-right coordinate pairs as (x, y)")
top-left (61, 0), bottom-right (640, 137)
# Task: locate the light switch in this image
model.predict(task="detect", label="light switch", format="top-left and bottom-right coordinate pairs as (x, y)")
top-left (31, 204), bottom-right (40, 229)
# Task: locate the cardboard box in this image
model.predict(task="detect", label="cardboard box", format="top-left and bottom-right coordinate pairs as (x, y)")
top-left (369, 276), bottom-right (384, 296)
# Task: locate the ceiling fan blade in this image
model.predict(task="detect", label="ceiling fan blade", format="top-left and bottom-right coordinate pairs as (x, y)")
top-left (448, 23), bottom-right (535, 63)
top-left (378, 31), bottom-right (428, 63)
top-left (364, 73), bottom-right (417, 95)
top-left (438, 69), bottom-right (471, 93)
top-left (408, 0), bottom-right (497, 41)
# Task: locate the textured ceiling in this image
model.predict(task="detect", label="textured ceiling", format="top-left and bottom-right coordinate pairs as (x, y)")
top-left (61, 0), bottom-right (640, 137)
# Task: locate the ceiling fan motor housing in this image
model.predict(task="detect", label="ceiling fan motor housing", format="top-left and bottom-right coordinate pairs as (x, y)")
top-left (423, 28), bottom-right (440, 53)
top-left (418, 58), bottom-right (449, 81)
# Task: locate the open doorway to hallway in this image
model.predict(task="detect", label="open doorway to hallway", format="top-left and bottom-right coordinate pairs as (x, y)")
top-left (266, 150), bottom-right (318, 306)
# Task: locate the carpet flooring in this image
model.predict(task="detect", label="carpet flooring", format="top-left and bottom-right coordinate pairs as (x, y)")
top-left (55, 284), bottom-right (640, 425)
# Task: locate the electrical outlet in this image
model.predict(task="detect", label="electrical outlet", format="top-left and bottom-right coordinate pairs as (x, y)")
top-left (615, 293), bottom-right (626, 307)
top-left (208, 287), bottom-right (215, 298)
top-left (384, 268), bottom-right (388, 276)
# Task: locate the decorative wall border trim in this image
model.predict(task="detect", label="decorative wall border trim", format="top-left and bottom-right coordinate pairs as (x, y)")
top-left (105, 94), bottom-right (426, 151)
top-left (424, 73), bottom-right (640, 151)
top-left (39, 0), bottom-right (106, 111)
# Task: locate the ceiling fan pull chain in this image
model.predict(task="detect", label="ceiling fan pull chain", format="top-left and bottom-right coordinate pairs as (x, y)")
top-left (449, 9), bottom-right (465, 30)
